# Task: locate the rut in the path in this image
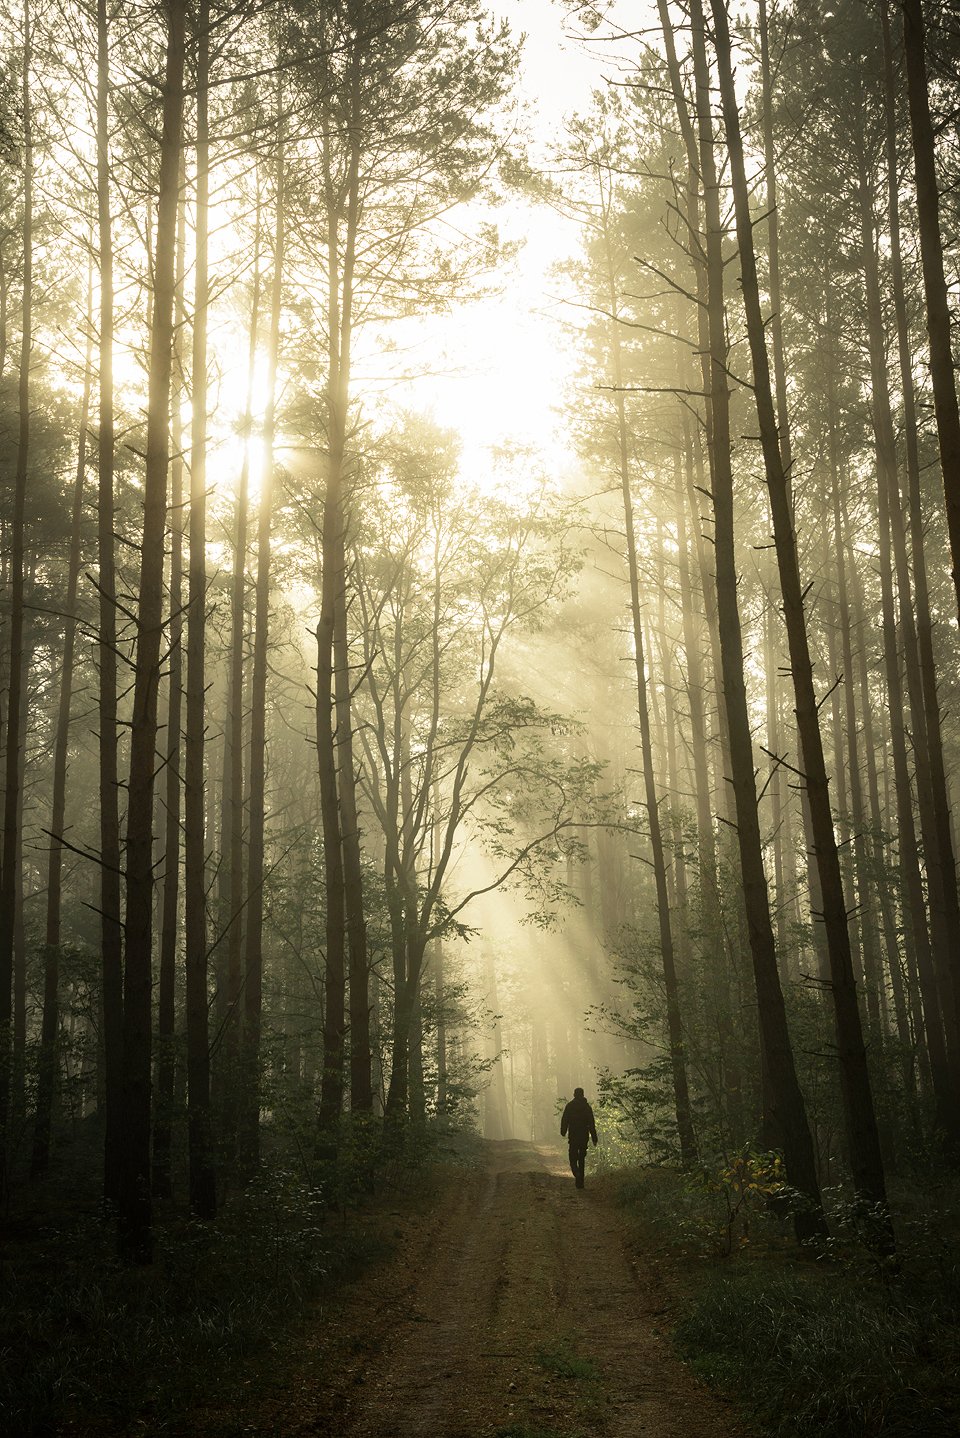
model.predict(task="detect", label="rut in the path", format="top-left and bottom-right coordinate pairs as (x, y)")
top-left (334, 1142), bottom-right (749, 1438)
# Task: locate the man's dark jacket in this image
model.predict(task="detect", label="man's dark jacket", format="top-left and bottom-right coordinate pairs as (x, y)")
top-left (560, 1095), bottom-right (597, 1147)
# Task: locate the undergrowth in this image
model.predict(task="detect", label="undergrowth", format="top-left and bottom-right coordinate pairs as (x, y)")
top-left (607, 1163), bottom-right (960, 1437)
top-left (676, 1262), bottom-right (960, 1436)
top-left (0, 1125), bottom-right (442, 1437)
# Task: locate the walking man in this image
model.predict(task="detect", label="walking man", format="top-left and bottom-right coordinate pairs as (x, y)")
top-left (560, 1086), bottom-right (598, 1189)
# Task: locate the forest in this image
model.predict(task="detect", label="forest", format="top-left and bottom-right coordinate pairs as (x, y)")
top-left (3, 0), bottom-right (960, 1434)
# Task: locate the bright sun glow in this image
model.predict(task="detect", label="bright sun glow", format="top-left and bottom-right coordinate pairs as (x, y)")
top-left (359, 0), bottom-right (616, 498)
top-left (385, 197), bottom-right (583, 494)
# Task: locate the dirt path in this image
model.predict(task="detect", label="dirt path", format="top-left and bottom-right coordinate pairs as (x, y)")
top-left (197, 1141), bottom-right (750, 1438)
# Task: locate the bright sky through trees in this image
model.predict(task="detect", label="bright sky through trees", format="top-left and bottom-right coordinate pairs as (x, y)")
top-left (387, 1), bottom-right (613, 488)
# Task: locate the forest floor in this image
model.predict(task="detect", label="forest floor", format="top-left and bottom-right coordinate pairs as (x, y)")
top-left (184, 1138), bottom-right (752, 1438)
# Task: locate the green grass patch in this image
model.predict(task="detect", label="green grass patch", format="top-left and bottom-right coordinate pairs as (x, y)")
top-left (495, 1427), bottom-right (586, 1438)
top-left (534, 1346), bottom-right (601, 1382)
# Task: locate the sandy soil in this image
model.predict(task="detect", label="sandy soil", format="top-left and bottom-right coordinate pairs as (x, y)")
top-left (189, 1140), bottom-right (751, 1438)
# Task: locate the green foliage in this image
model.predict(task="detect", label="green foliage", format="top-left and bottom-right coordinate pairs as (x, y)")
top-left (610, 1164), bottom-right (960, 1436)
top-left (0, 1166), bottom-right (384, 1436)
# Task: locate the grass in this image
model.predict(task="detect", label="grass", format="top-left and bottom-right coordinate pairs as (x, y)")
top-left (534, 1346), bottom-right (601, 1382)
top-left (675, 1262), bottom-right (960, 1437)
top-left (606, 1163), bottom-right (960, 1437)
top-left (495, 1428), bottom-right (587, 1438)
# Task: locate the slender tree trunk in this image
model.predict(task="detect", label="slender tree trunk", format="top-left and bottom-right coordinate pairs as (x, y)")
top-left (11, 632), bottom-right (29, 1140)
top-left (408, 952), bottom-right (425, 1126)
top-left (316, 607), bottom-right (345, 1138)
top-left (0, 0), bottom-right (31, 1192)
top-left (152, 182), bottom-right (186, 1202)
top-left (616, 383), bottom-right (696, 1166)
top-left (857, 159), bottom-right (960, 1075)
top-left (119, 0), bottom-right (186, 1261)
top-left (710, 0), bottom-right (890, 1233)
top-left (830, 459), bottom-right (897, 1040)
top-left (334, 533), bottom-right (372, 1114)
top-left (679, 0), bottom-right (828, 1241)
top-left (434, 933), bottom-right (447, 1116)
top-left (184, 0), bottom-right (216, 1218)
top-left (317, 70), bottom-right (361, 1136)
top-left (902, 0), bottom-right (960, 626)
top-left (850, 522), bottom-right (938, 1073)
top-left (32, 309), bottom-right (92, 1179)
top-left (883, 0), bottom-right (960, 1116)
top-left (240, 130), bottom-right (285, 1178)
top-left (0, 239), bottom-right (7, 379)
top-left (382, 875), bottom-right (407, 1120)
top-left (758, 0), bottom-right (799, 968)
top-left (221, 194), bottom-right (261, 1168)
top-left (96, 0), bottom-right (124, 1210)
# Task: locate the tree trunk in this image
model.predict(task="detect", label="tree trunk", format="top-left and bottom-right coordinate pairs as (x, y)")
top-left (32, 306), bottom-right (92, 1179)
top-left (902, 0), bottom-right (960, 626)
top-left (240, 129), bottom-right (285, 1178)
top-left (119, 0), bottom-right (186, 1261)
top-left (334, 526), bottom-right (373, 1114)
top-left (0, 0), bottom-right (31, 1195)
top-left (317, 65), bottom-right (361, 1138)
top-left (184, 0), bottom-right (216, 1218)
top-left (434, 933), bottom-right (447, 1116)
top-left (830, 458), bottom-right (898, 1043)
top-left (681, 0), bottom-right (827, 1241)
top-left (616, 379), bottom-right (697, 1166)
top-left (220, 194), bottom-right (261, 1169)
top-left (152, 164), bottom-right (187, 1201)
top-left (96, 0), bottom-right (124, 1210)
top-left (850, 520), bottom-right (937, 1074)
top-left (883, 0), bottom-right (960, 1118)
top-left (710, 0), bottom-right (890, 1234)
top-left (382, 877), bottom-right (407, 1121)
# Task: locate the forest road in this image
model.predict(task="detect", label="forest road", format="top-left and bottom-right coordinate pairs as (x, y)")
top-left (249, 1139), bottom-right (751, 1438)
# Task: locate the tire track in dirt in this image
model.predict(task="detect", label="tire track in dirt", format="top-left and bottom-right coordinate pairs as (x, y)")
top-left (328, 1141), bottom-right (751, 1438)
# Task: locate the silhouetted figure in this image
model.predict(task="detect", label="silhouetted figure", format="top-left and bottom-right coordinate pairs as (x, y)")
top-left (560, 1087), bottom-right (597, 1189)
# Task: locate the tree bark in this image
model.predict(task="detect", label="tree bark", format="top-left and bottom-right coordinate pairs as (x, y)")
top-left (617, 377), bottom-right (697, 1167)
top-left (710, 0), bottom-right (890, 1233)
top-left (317, 56), bottom-right (362, 1137)
top-left (240, 129), bottom-right (285, 1178)
top-left (883, 0), bottom-right (960, 1117)
top-left (32, 304), bottom-right (92, 1179)
top-left (902, 0), bottom-right (960, 626)
top-left (671, 0), bottom-right (826, 1238)
top-left (220, 192), bottom-right (261, 1168)
top-left (152, 161), bottom-right (187, 1201)
top-left (96, 0), bottom-right (124, 1210)
top-left (119, 0), bottom-right (186, 1261)
top-left (184, 0), bottom-right (216, 1218)
top-left (0, 0), bottom-right (31, 1196)
top-left (332, 496), bottom-right (372, 1115)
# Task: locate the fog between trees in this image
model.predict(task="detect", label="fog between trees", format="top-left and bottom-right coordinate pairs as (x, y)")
top-left (2, 0), bottom-right (960, 1262)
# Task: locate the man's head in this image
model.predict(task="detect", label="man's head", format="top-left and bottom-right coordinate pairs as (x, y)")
top-left (574, 1086), bottom-right (584, 1099)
